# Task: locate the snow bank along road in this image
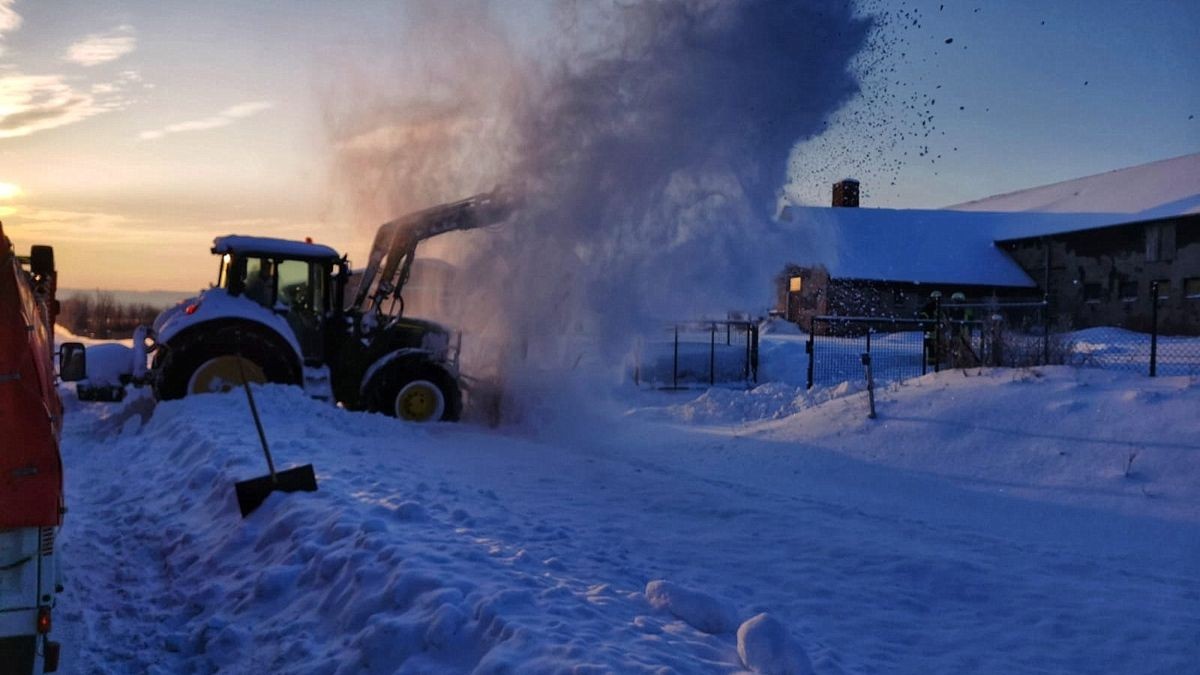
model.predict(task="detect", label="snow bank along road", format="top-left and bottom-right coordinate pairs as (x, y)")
top-left (53, 367), bottom-right (1199, 674)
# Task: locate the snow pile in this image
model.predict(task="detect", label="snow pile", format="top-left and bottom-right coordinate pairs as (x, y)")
top-left (648, 380), bottom-right (866, 426)
top-left (58, 387), bottom-right (785, 673)
top-left (737, 613), bottom-right (813, 675)
top-left (653, 383), bottom-right (810, 425)
top-left (755, 367), bottom-right (1200, 521)
top-left (1066, 326), bottom-right (1200, 376)
top-left (758, 318), bottom-right (804, 336)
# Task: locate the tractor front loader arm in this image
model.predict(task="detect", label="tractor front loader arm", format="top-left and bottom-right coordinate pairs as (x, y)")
top-left (353, 189), bottom-right (519, 315)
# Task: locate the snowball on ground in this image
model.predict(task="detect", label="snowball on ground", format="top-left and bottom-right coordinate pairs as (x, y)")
top-left (644, 579), bottom-right (738, 634)
top-left (737, 613), bottom-right (813, 675)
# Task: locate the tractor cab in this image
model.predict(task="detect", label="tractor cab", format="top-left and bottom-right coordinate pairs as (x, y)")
top-left (212, 236), bottom-right (344, 363)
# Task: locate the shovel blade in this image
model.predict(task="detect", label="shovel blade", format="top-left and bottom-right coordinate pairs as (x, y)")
top-left (235, 464), bottom-right (318, 517)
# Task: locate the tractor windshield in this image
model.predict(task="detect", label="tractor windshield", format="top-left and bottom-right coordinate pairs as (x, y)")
top-left (223, 255), bottom-right (326, 314)
top-left (224, 254), bottom-right (330, 360)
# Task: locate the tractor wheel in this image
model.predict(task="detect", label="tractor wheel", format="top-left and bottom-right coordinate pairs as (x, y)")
top-left (153, 324), bottom-right (299, 401)
top-left (366, 361), bottom-right (461, 423)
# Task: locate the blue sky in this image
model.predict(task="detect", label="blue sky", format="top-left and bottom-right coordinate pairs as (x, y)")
top-left (0, 0), bottom-right (1196, 289)
top-left (789, 0), bottom-right (1199, 207)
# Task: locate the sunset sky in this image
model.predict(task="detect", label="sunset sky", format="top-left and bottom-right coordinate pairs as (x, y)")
top-left (1, 0), bottom-right (1197, 291)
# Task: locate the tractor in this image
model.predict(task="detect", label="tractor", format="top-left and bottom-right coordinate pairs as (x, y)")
top-left (97, 190), bottom-right (515, 421)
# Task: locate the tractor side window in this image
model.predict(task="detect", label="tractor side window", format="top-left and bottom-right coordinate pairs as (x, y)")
top-left (243, 257), bottom-right (274, 307)
top-left (275, 259), bottom-right (312, 313)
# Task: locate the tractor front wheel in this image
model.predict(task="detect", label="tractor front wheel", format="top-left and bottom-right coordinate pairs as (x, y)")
top-left (366, 361), bottom-right (461, 423)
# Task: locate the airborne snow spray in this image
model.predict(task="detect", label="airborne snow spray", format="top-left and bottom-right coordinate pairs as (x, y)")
top-left (324, 0), bottom-right (870, 424)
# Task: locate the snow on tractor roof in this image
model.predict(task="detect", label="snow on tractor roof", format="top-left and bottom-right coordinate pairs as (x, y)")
top-left (212, 235), bottom-right (339, 260)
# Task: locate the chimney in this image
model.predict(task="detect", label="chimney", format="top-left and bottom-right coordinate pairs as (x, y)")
top-left (832, 178), bottom-right (860, 207)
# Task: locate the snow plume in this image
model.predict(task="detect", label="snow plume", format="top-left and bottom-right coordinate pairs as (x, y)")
top-left (326, 0), bottom-right (869, 418)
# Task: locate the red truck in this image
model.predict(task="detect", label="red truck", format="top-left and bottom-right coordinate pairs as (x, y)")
top-left (0, 222), bottom-right (84, 674)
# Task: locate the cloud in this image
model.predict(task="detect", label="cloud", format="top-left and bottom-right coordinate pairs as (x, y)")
top-left (0, 0), bottom-right (20, 56)
top-left (0, 1), bottom-right (20, 34)
top-left (139, 101), bottom-right (273, 140)
top-left (0, 70), bottom-right (142, 139)
top-left (0, 12), bottom-right (145, 139)
top-left (64, 25), bottom-right (137, 67)
top-left (0, 74), bottom-right (100, 138)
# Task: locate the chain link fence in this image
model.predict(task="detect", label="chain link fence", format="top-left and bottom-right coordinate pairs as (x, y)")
top-left (633, 320), bottom-right (759, 389)
top-left (805, 295), bottom-right (1200, 389)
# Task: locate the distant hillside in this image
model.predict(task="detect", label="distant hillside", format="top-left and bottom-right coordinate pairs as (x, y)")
top-left (59, 288), bottom-right (194, 308)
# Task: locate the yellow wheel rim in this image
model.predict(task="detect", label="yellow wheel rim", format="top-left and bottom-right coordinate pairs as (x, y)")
top-left (187, 356), bottom-right (266, 395)
top-left (395, 380), bottom-right (445, 422)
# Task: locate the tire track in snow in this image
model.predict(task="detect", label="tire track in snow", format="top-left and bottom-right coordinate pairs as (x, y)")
top-left (57, 404), bottom-right (193, 674)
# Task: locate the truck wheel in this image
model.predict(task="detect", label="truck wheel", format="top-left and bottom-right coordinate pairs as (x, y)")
top-left (154, 325), bottom-right (299, 401)
top-left (367, 362), bottom-right (461, 422)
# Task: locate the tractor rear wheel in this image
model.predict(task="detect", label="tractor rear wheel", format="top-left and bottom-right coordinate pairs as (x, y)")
top-left (154, 324), bottom-right (299, 401)
top-left (366, 361), bottom-right (461, 422)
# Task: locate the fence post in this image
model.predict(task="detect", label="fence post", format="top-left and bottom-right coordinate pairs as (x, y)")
top-left (709, 322), bottom-right (716, 386)
top-left (806, 319), bottom-right (815, 389)
top-left (933, 295), bottom-right (942, 373)
top-left (672, 324), bottom-right (679, 389)
top-left (1041, 298), bottom-right (1050, 366)
top-left (743, 322), bottom-right (751, 382)
top-left (1150, 281), bottom-right (1159, 377)
top-left (634, 337), bottom-right (640, 387)
top-left (921, 325), bottom-right (928, 377)
top-left (750, 323), bottom-right (759, 384)
top-left (861, 352), bottom-right (876, 419)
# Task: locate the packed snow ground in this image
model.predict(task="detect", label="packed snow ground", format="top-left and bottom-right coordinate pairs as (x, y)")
top-left (52, 344), bottom-right (1199, 673)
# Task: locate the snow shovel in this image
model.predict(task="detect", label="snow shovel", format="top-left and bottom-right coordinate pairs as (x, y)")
top-left (233, 352), bottom-right (317, 517)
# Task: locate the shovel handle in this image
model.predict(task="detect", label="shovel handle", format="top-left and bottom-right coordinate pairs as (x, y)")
top-left (235, 342), bottom-right (277, 483)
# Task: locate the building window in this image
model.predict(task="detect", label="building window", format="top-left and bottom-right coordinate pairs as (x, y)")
top-left (789, 276), bottom-right (803, 293)
top-left (1185, 278), bottom-right (1200, 299)
top-left (1119, 281), bottom-right (1138, 302)
top-left (1145, 223), bottom-right (1176, 262)
top-left (1153, 280), bottom-right (1170, 300)
top-left (1083, 283), bottom-right (1103, 303)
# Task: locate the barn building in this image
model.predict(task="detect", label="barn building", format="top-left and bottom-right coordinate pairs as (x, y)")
top-left (778, 154), bottom-right (1200, 334)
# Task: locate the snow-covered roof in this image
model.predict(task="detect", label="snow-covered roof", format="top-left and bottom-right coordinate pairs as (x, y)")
top-left (948, 152), bottom-right (1200, 218)
top-left (212, 235), bottom-right (340, 260)
top-left (782, 154), bottom-right (1200, 287)
top-left (783, 206), bottom-right (1139, 287)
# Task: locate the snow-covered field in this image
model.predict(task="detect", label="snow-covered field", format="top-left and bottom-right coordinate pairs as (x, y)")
top-left (50, 335), bottom-right (1200, 674)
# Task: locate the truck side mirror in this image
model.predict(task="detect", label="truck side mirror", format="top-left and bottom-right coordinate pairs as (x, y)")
top-left (59, 342), bottom-right (87, 382)
top-left (30, 244), bottom-right (55, 278)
